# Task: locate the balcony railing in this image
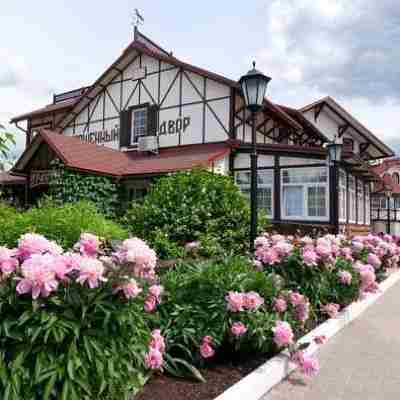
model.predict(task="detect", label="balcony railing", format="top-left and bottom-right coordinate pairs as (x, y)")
top-left (372, 208), bottom-right (400, 222)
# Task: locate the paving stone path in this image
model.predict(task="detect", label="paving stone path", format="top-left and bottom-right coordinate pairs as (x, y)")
top-left (262, 279), bottom-right (400, 400)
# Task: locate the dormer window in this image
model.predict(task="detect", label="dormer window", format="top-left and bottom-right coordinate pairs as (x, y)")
top-left (131, 107), bottom-right (148, 144)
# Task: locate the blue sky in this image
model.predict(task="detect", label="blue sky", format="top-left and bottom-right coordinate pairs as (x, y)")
top-left (1, 0), bottom-right (400, 156)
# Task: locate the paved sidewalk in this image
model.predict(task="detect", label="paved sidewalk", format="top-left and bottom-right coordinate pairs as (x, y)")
top-left (263, 279), bottom-right (400, 400)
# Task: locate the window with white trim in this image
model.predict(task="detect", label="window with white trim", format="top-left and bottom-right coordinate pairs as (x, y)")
top-left (357, 179), bottom-right (364, 224)
top-left (365, 183), bottom-right (371, 225)
top-left (235, 170), bottom-right (274, 217)
top-left (348, 175), bottom-right (356, 223)
top-left (372, 196), bottom-right (387, 210)
top-left (339, 169), bottom-right (347, 222)
top-left (131, 108), bottom-right (148, 144)
top-left (281, 167), bottom-right (328, 220)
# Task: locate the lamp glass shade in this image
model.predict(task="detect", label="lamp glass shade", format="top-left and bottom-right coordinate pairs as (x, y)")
top-left (327, 142), bottom-right (343, 164)
top-left (239, 64), bottom-right (271, 113)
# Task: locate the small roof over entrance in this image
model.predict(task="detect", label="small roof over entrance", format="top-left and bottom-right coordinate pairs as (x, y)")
top-left (12, 130), bottom-right (231, 178)
top-left (0, 172), bottom-right (26, 186)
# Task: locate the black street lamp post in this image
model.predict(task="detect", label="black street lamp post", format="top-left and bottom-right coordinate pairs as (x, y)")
top-left (385, 189), bottom-right (392, 235)
top-left (326, 138), bottom-right (343, 233)
top-left (239, 62), bottom-right (271, 252)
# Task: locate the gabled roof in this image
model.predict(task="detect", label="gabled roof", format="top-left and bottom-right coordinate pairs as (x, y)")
top-left (12, 129), bottom-right (231, 178)
top-left (277, 104), bottom-right (328, 143)
top-left (56, 29), bottom-right (302, 132)
top-left (300, 96), bottom-right (395, 159)
top-left (10, 98), bottom-right (79, 124)
top-left (11, 29), bottom-right (302, 134)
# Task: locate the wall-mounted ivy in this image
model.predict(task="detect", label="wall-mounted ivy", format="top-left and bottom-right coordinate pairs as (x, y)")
top-left (49, 161), bottom-right (119, 217)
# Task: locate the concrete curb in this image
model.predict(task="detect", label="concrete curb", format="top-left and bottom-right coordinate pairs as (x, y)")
top-left (214, 269), bottom-right (400, 400)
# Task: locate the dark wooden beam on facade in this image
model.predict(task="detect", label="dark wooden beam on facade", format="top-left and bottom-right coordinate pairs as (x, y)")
top-left (314, 103), bottom-right (324, 122)
top-left (338, 123), bottom-right (350, 138)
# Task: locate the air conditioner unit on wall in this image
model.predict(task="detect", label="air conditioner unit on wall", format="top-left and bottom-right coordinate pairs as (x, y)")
top-left (138, 136), bottom-right (159, 154)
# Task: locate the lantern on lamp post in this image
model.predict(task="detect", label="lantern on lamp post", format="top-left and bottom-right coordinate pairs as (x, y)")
top-left (239, 62), bottom-right (271, 252)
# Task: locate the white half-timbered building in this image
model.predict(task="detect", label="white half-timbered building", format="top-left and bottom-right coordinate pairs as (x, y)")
top-left (7, 29), bottom-right (394, 235)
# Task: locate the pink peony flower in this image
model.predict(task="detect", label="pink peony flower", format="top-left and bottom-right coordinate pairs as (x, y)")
top-left (76, 233), bottom-right (100, 257)
top-left (313, 335), bottom-right (327, 345)
top-left (149, 329), bottom-right (166, 353)
top-left (272, 321), bottom-right (294, 348)
top-left (254, 236), bottom-right (269, 248)
top-left (226, 291), bottom-right (245, 312)
top-left (149, 284), bottom-right (164, 302)
top-left (16, 254), bottom-right (59, 299)
top-left (273, 297), bottom-right (288, 313)
top-left (231, 322), bottom-right (247, 337)
top-left (244, 291), bottom-right (264, 310)
top-left (200, 339), bottom-right (215, 359)
top-left (145, 348), bottom-right (163, 370)
top-left (0, 247), bottom-right (18, 276)
top-left (113, 278), bottom-right (142, 299)
top-left (17, 233), bottom-right (53, 260)
top-left (144, 295), bottom-right (157, 312)
top-left (115, 238), bottom-right (157, 282)
top-left (352, 241), bottom-right (364, 254)
top-left (274, 241), bottom-right (293, 257)
top-left (367, 253), bottom-right (381, 269)
top-left (302, 249), bottom-right (319, 267)
top-left (289, 292), bottom-right (305, 307)
top-left (75, 257), bottom-right (107, 288)
top-left (292, 351), bottom-right (320, 377)
top-left (315, 244), bottom-right (331, 259)
top-left (185, 241), bottom-right (201, 251)
top-left (338, 270), bottom-right (352, 285)
top-left (321, 303), bottom-right (340, 319)
top-left (295, 300), bottom-right (310, 324)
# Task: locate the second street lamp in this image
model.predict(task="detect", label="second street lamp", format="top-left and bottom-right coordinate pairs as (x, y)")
top-left (239, 62), bottom-right (271, 252)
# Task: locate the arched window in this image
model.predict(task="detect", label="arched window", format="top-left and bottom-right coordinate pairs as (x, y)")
top-left (392, 172), bottom-right (400, 185)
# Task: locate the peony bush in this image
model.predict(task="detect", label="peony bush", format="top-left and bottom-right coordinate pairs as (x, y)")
top-left (0, 232), bottom-right (164, 400)
top-left (157, 232), bottom-right (400, 382)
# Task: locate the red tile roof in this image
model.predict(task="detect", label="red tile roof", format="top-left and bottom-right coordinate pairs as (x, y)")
top-left (370, 159), bottom-right (400, 194)
top-left (15, 130), bottom-right (231, 178)
top-left (0, 172), bottom-right (26, 186)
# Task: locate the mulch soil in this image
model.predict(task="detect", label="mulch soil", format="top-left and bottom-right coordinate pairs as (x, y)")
top-left (136, 353), bottom-right (270, 400)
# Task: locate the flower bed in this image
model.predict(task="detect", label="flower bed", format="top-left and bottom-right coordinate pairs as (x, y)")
top-left (138, 232), bottom-right (400, 400)
top-left (0, 230), bottom-right (399, 400)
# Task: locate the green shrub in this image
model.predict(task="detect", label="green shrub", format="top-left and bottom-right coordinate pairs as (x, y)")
top-left (49, 165), bottom-right (119, 218)
top-left (0, 270), bottom-right (152, 400)
top-left (0, 201), bottom-right (128, 249)
top-left (159, 257), bottom-right (283, 376)
top-left (121, 170), bottom-right (268, 259)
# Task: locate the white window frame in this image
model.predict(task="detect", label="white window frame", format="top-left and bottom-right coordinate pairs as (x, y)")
top-left (281, 167), bottom-right (329, 222)
top-left (339, 169), bottom-right (347, 223)
top-left (130, 107), bottom-right (148, 145)
top-left (235, 170), bottom-right (274, 218)
top-left (348, 175), bottom-right (356, 224)
top-left (357, 179), bottom-right (364, 225)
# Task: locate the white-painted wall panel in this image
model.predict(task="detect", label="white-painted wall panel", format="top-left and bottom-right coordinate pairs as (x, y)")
top-left (62, 51), bottom-right (231, 150)
top-left (234, 153), bottom-right (274, 169)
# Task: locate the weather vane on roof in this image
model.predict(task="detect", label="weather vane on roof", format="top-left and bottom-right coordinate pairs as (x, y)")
top-left (133, 8), bottom-right (144, 28)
